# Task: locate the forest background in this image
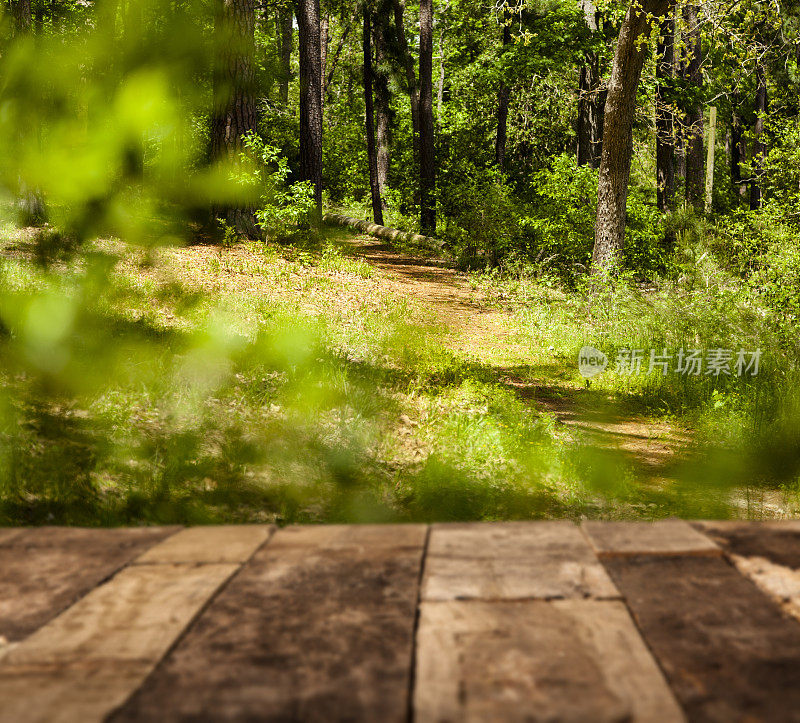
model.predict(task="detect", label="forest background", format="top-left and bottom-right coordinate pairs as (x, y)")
top-left (0, 0), bottom-right (799, 525)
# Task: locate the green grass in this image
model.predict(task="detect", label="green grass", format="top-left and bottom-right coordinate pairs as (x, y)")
top-left (469, 242), bottom-right (800, 514)
top-left (1, 226), bottom-right (797, 526)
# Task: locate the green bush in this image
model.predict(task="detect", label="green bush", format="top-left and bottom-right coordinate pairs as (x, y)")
top-left (709, 205), bottom-right (800, 341)
top-left (439, 167), bottom-right (518, 267)
top-left (240, 132), bottom-right (316, 238)
top-left (519, 154), bottom-right (665, 281)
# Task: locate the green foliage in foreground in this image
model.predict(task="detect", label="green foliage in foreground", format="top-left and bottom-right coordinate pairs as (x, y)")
top-left (0, 235), bottom-right (558, 524)
top-left (0, 0), bottom-right (798, 526)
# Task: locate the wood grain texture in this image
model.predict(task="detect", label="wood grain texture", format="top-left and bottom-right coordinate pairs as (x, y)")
top-left (3, 562), bottom-right (237, 666)
top-left (553, 600), bottom-right (685, 723)
top-left (694, 520), bottom-right (800, 569)
top-left (0, 660), bottom-right (151, 723)
top-left (0, 527), bottom-right (178, 642)
top-left (0, 561), bottom-right (237, 723)
top-left (133, 524), bottom-right (272, 564)
top-left (604, 554), bottom-right (800, 722)
top-left (414, 599), bottom-right (684, 722)
top-left (0, 528), bottom-right (23, 546)
top-left (696, 521), bottom-right (800, 624)
top-left (423, 521), bottom-right (619, 600)
top-left (727, 552), bottom-right (800, 622)
top-left (110, 524), bottom-right (427, 722)
top-left (583, 520), bottom-right (720, 557)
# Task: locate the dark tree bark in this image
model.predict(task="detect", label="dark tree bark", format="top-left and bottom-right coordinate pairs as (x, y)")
top-left (419, 0), bottom-right (436, 234)
top-left (324, 22), bottom-right (351, 102)
top-left (298, 0), bottom-right (323, 224)
top-left (277, 10), bottom-right (293, 106)
top-left (577, 54), bottom-right (603, 167)
top-left (11, 0), bottom-right (32, 35)
top-left (363, 8), bottom-right (384, 225)
top-left (576, 1), bottom-right (603, 168)
top-left (495, 15), bottom-right (511, 169)
top-left (321, 14), bottom-right (330, 79)
top-left (683, 4), bottom-right (704, 209)
top-left (210, 0), bottom-right (259, 237)
top-left (392, 0), bottom-right (420, 169)
top-left (656, 13), bottom-right (675, 216)
top-left (592, 0), bottom-right (673, 270)
top-left (12, 0), bottom-right (47, 226)
top-left (374, 18), bottom-right (392, 204)
top-left (731, 104), bottom-right (748, 200)
top-left (749, 63), bottom-right (768, 210)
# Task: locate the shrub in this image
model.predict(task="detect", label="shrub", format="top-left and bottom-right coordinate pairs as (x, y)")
top-left (520, 154), bottom-right (665, 281)
top-left (439, 167), bottom-right (518, 267)
top-left (240, 132), bottom-right (316, 238)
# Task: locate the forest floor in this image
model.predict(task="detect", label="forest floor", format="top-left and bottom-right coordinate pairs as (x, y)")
top-left (3, 223), bottom-right (792, 523)
top-left (341, 233), bottom-right (693, 490)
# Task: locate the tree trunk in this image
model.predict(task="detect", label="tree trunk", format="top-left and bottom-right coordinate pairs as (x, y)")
top-left (683, 4), bottom-right (704, 209)
top-left (278, 11), bottom-right (293, 106)
top-left (13, 0), bottom-right (47, 226)
top-left (495, 16), bottom-right (511, 169)
top-left (324, 22), bottom-right (351, 102)
top-left (749, 63), bottom-right (767, 210)
top-left (321, 15), bottom-right (330, 81)
top-left (577, 53), bottom-right (603, 167)
top-left (731, 104), bottom-right (747, 200)
top-left (576, 1), bottom-right (602, 168)
top-left (675, 121), bottom-right (686, 181)
top-left (592, 0), bottom-right (673, 271)
top-left (419, 0), bottom-right (436, 234)
top-left (704, 105), bottom-right (716, 212)
top-left (12, 0), bottom-right (32, 35)
top-left (392, 0), bottom-right (420, 170)
top-left (436, 0), bottom-right (449, 119)
top-left (363, 8), bottom-right (384, 225)
top-left (374, 18), bottom-right (392, 204)
top-left (210, 0), bottom-right (259, 237)
top-left (655, 14), bottom-right (675, 216)
top-left (298, 0), bottom-right (323, 224)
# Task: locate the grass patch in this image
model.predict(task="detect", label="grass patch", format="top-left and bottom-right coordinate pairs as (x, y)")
top-left (1, 225), bottom-right (796, 525)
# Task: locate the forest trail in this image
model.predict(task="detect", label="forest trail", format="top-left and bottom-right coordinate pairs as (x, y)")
top-left (343, 233), bottom-right (692, 487)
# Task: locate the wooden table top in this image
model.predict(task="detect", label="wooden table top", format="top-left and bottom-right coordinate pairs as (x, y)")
top-left (2, 520), bottom-right (800, 722)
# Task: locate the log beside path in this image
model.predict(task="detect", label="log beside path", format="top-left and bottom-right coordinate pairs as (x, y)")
top-left (323, 212), bottom-right (445, 251)
top-left (2, 520), bottom-right (800, 721)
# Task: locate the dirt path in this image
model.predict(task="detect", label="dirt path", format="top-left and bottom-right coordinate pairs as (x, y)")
top-left (344, 234), bottom-right (691, 485)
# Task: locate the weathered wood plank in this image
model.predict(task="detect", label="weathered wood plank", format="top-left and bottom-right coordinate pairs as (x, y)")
top-left (0, 527), bottom-right (178, 642)
top-left (583, 520), bottom-right (721, 557)
top-left (695, 521), bottom-right (800, 624)
top-left (726, 553), bottom-right (800, 622)
top-left (0, 660), bottom-right (151, 723)
top-left (110, 524), bottom-right (427, 722)
top-left (694, 520), bottom-right (800, 569)
top-left (414, 599), bottom-right (684, 722)
top-left (0, 561), bottom-right (238, 723)
top-left (554, 600), bottom-right (686, 722)
top-left (133, 524), bottom-right (273, 564)
top-left (0, 528), bottom-right (24, 546)
top-left (3, 562), bottom-right (237, 666)
top-left (423, 521), bottom-right (619, 601)
top-left (603, 554), bottom-right (800, 721)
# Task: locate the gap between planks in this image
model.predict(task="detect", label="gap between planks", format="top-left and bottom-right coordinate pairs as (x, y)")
top-left (0, 525), bottom-right (274, 723)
